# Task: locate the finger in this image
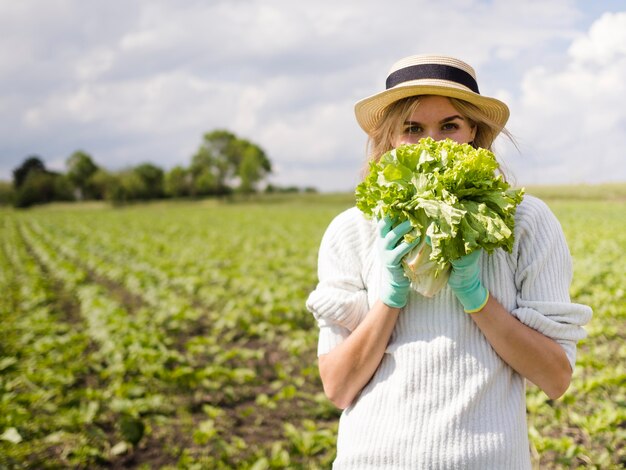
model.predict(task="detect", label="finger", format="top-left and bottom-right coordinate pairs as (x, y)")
top-left (390, 237), bottom-right (420, 264)
top-left (450, 249), bottom-right (481, 268)
top-left (377, 215), bottom-right (394, 238)
top-left (384, 219), bottom-right (412, 248)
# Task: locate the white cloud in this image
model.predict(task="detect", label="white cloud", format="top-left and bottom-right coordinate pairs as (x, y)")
top-left (568, 11), bottom-right (626, 65)
top-left (1, 0), bottom-right (624, 191)
top-left (505, 11), bottom-right (626, 184)
top-left (74, 47), bottom-right (116, 81)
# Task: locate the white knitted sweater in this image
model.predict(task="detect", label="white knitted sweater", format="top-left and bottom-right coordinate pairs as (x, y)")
top-left (306, 195), bottom-right (592, 469)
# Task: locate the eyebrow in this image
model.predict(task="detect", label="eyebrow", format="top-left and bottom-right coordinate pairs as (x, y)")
top-left (404, 115), bottom-right (466, 125)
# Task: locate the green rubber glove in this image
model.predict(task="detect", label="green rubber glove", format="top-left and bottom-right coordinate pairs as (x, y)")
top-left (448, 250), bottom-right (489, 313)
top-left (377, 216), bottom-right (419, 308)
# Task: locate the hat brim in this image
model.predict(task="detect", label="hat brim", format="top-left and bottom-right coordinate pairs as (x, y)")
top-left (354, 79), bottom-right (510, 135)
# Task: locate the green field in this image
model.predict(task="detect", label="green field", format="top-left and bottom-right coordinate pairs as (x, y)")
top-left (1, 186), bottom-right (625, 469)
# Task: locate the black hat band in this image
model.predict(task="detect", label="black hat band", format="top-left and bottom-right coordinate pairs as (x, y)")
top-left (386, 63), bottom-right (480, 94)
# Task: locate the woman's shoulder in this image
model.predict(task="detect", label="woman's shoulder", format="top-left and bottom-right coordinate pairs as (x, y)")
top-left (517, 193), bottom-right (552, 215)
top-left (326, 206), bottom-right (376, 235)
top-left (515, 193), bottom-right (559, 226)
top-left (514, 193), bottom-right (566, 243)
top-left (321, 206), bottom-right (377, 251)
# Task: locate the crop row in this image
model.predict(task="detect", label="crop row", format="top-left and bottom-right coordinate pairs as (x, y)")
top-left (1, 202), bottom-right (344, 468)
top-left (1, 195), bottom-right (624, 468)
top-left (524, 199), bottom-right (626, 468)
top-left (0, 216), bottom-right (104, 467)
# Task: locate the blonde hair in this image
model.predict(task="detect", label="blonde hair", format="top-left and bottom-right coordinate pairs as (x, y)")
top-left (363, 95), bottom-right (514, 178)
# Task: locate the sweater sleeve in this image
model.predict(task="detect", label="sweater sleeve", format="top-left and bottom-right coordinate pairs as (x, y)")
top-left (511, 196), bottom-right (592, 370)
top-left (306, 208), bottom-right (373, 332)
top-left (317, 323), bottom-right (351, 356)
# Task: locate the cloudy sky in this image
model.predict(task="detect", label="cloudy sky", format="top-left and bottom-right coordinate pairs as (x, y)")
top-left (2, 0), bottom-right (625, 192)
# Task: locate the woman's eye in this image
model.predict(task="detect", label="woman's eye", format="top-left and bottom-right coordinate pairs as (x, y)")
top-left (404, 125), bottom-right (422, 134)
top-left (442, 123), bottom-right (460, 131)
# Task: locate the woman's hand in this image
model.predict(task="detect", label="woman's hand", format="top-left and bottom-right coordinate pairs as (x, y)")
top-left (449, 250), bottom-right (573, 398)
top-left (377, 216), bottom-right (419, 308)
top-left (448, 250), bottom-right (489, 313)
top-left (317, 216), bottom-right (418, 410)
top-left (318, 300), bottom-right (401, 409)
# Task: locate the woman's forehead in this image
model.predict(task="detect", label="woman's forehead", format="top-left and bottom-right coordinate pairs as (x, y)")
top-left (405, 96), bottom-right (459, 118)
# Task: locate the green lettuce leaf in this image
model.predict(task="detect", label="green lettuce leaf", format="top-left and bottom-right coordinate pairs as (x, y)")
top-left (355, 138), bottom-right (524, 292)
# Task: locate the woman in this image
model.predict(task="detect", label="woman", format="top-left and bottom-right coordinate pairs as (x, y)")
top-left (306, 55), bottom-right (592, 469)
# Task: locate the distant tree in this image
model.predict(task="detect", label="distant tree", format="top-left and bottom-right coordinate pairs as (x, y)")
top-left (12, 156), bottom-right (72, 208)
top-left (106, 170), bottom-right (147, 204)
top-left (237, 143), bottom-right (271, 193)
top-left (133, 163), bottom-right (164, 199)
top-left (89, 169), bottom-right (115, 200)
top-left (8, 129), bottom-right (273, 207)
top-left (190, 129), bottom-right (272, 195)
top-left (197, 130), bottom-right (236, 191)
top-left (66, 150), bottom-right (99, 200)
top-left (190, 144), bottom-right (223, 196)
top-left (265, 184), bottom-right (300, 194)
top-left (13, 156), bottom-right (46, 189)
top-left (53, 174), bottom-right (74, 201)
top-left (102, 164), bottom-right (166, 204)
top-left (164, 166), bottom-right (192, 198)
top-left (196, 168), bottom-right (223, 196)
top-left (14, 171), bottom-right (56, 208)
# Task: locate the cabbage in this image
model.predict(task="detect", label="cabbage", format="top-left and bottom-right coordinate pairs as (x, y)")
top-left (355, 138), bottom-right (524, 297)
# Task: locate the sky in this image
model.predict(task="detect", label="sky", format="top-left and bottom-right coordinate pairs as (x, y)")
top-left (2, 0), bottom-right (626, 192)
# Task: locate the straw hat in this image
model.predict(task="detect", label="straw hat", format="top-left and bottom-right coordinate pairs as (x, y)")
top-left (354, 55), bottom-right (510, 134)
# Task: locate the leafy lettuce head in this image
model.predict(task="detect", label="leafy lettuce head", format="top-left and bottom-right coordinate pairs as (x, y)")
top-left (356, 137), bottom-right (524, 273)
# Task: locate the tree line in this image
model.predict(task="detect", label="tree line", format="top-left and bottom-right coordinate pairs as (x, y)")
top-left (0, 130), bottom-right (312, 208)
